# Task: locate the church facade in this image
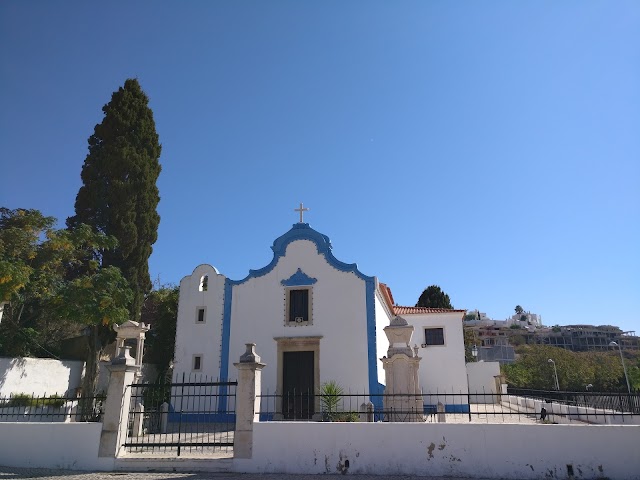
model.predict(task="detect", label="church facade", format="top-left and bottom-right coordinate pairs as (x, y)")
top-left (172, 220), bottom-right (468, 415)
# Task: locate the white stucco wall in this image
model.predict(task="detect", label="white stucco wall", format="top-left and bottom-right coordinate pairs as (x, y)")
top-left (173, 264), bottom-right (226, 381)
top-left (237, 422), bottom-right (640, 479)
top-left (466, 361), bottom-right (501, 403)
top-left (374, 292), bottom-right (392, 386)
top-left (401, 312), bottom-right (468, 403)
top-left (0, 422), bottom-right (113, 470)
top-left (229, 239), bottom-right (371, 394)
top-left (0, 357), bottom-right (84, 397)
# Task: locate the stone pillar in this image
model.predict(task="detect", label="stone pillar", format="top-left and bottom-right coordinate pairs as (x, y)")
top-left (98, 347), bottom-right (140, 458)
top-left (380, 316), bottom-right (423, 422)
top-left (233, 343), bottom-right (266, 459)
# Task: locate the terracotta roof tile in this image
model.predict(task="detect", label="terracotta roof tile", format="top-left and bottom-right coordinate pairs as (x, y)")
top-left (393, 306), bottom-right (467, 315)
top-left (378, 282), bottom-right (395, 313)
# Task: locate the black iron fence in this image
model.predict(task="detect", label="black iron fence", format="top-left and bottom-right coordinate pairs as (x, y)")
top-left (507, 387), bottom-right (640, 414)
top-left (122, 373), bottom-right (237, 456)
top-left (257, 389), bottom-right (640, 424)
top-left (0, 393), bottom-right (104, 422)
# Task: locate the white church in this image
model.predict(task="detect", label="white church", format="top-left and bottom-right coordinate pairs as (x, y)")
top-left (173, 207), bottom-right (469, 417)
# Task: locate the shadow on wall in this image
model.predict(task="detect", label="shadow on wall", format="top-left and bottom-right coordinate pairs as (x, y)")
top-left (0, 357), bottom-right (26, 394)
top-left (0, 357), bottom-right (83, 397)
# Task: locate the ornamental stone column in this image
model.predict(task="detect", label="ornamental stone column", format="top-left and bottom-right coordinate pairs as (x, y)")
top-left (380, 316), bottom-right (423, 422)
top-left (99, 346), bottom-right (140, 458)
top-left (233, 343), bottom-right (266, 459)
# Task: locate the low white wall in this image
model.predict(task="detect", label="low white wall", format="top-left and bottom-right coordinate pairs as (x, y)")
top-left (236, 422), bottom-right (640, 479)
top-left (466, 361), bottom-right (500, 403)
top-left (0, 422), bottom-right (113, 470)
top-left (0, 357), bottom-right (84, 397)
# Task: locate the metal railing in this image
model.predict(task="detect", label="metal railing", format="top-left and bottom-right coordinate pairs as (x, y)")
top-left (0, 393), bottom-right (103, 422)
top-left (257, 389), bottom-right (639, 424)
top-left (122, 373), bottom-right (237, 456)
top-left (507, 388), bottom-right (640, 414)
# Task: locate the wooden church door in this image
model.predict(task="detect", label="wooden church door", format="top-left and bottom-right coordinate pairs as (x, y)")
top-left (282, 351), bottom-right (314, 419)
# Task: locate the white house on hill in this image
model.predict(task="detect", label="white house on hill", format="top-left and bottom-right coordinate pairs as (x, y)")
top-left (173, 220), bottom-right (468, 416)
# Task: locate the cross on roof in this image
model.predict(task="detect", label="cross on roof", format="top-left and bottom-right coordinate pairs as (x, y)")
top-left (294, 202), bottom-right (309, 223)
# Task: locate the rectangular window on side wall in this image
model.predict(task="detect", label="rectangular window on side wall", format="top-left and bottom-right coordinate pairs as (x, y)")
top-left (196, 307), bottom-right (206, 323)
top-left (288, 288), bottom-right (310, 324)
top-left (424, 327), bottom-right (445, 346)
top-left (192, 355), bottom-right (202, 372)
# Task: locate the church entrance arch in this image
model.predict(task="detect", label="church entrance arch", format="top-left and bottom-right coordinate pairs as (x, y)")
top-left (274, 336), bottom-right (321, 420)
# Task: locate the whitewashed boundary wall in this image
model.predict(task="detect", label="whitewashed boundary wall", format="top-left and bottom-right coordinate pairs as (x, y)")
top-left (466, 361), bottom-right (501, 404)
top-left (0, 422), bottom-right (113, 470)
top-left (235, 422), bottom-right (639, 479)
top-left (0, 357), bottom-right (84, 397)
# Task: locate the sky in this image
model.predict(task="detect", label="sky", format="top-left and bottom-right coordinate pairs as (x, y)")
top-left (1, 1), bottom-right (638, 334)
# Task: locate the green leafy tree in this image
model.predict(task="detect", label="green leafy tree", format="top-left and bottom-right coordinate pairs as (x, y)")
top-left (0, 208), bottom-right (56, 356)
top-left (67, 78), bottom-right (162, 321)
top-left (515, 305), bottom-right (524, 314)
top-left (463, 327), bottom-right (478, 363)
top-left (416, 285), bottom-right (453, 309)
top-left (141, 285), bottom-right (179, 377)
top-left (53, 266), bottom-right (132, 415)
top-left (503, 345), bottom-right (624, 391)
top-left (0, 210), bottom-right (113, 357)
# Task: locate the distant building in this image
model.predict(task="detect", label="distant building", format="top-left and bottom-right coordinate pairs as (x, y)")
top-left (465, 309), bottom-right (639, 358)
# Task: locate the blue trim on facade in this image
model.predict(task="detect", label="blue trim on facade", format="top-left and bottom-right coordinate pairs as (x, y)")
top-left (365, 278), bottom-right (383, 411)
top-left (424, 404), bottom-right (470, 414)
top-left (218, 279), bottom-right (233, 412)
top-left (168, 411), bottom-right (236, 423)
top-left (231, 223), bottom-right (373, 284)
top-left (280, 268), bottom-right (317, 286)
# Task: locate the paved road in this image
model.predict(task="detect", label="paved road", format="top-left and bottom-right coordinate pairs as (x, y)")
top-left (0, 467), bottom-right (491, 480)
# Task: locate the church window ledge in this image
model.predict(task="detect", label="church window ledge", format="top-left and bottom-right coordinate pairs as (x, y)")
top-left (196, 307), bottom-right (206, 324)
top-left (192, 354), bottom-right (203, 372)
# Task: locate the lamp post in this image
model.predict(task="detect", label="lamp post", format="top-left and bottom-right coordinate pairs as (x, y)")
top-left (609, 341), bottom-right (631, 394)
top-left (548, 358), bottom-right (560, 391)
top-left (472, 344), bottom-right (478, 362)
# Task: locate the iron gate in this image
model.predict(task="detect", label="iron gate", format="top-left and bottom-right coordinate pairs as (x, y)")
top-left (123, 373), bottom-right (237, 456)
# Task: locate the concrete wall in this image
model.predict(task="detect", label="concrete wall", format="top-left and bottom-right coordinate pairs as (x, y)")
top-left (236, 422), bottom-right (640, 479)
top-left (0, 422), bottom-right (113, 470)
top-left (0, 357), bottom-right (84, 397)
top-left (466, 361), bottom-right (501, 403)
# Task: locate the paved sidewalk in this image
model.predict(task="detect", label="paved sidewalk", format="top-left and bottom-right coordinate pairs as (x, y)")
top-left (0, 467), bottom-right (489, 480)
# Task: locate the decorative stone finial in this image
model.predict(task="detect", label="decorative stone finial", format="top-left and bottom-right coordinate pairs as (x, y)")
top-left (112, 346), bottom-right (135, 366)
top-left (239, 343), bottom-right (261, 363)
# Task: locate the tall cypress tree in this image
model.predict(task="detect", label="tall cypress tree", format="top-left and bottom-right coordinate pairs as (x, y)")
top-left (68, 78), bottom-right (161, 320)
top-left (416, 285), bottom-right (453, 309)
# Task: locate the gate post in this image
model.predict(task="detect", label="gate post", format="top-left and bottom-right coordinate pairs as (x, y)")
top-left (233, 343), bottom-right (265, 459)
top-left (99, 346), bottom-right (140, 458)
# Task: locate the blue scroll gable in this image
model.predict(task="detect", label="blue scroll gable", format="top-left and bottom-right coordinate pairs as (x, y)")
top-left (230, 223), bottom-right (374, 284)
top-left (281, 268), bottom-right (317, 287)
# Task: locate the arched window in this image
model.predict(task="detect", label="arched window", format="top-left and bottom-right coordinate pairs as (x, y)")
top-left (199, 275), bottom-right (209, 292)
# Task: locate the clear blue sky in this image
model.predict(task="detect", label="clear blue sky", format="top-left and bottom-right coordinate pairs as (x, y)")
top-left (1, 1), bottom-right (638, 333)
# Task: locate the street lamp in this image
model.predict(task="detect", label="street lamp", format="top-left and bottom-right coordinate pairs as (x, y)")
top-left (548, 358), bottom-right (560, 391)
top-left (585, 384), bottom-right (593, 391)
top-left (472, 345), bottom-right (478, 362)
top-left (609, 341), bottom-right (631, 394)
